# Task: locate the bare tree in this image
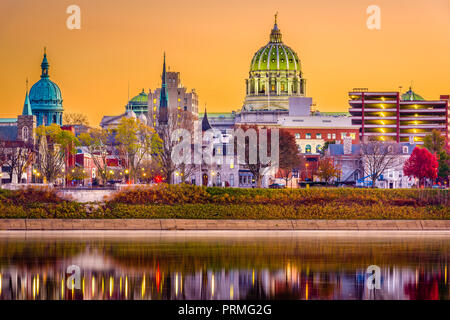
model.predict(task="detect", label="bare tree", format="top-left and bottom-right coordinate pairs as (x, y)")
top-left (63, 113), bottom-right (90, 127)
top-left (155, 112), bottom-right (195, 184)
top-left (0, 141), bottom-right (34, 184)
top-left (360, 139), bottom-right (400, 188)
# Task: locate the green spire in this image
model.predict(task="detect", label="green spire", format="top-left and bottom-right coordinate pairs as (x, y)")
top-left (41, 47), bottom-right (50, 78)
top-left (22, 79), bottom-right (33, 116)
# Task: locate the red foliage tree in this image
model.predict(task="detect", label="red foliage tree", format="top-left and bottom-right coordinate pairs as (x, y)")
top-left (403, 147), bottom-right (438, 187)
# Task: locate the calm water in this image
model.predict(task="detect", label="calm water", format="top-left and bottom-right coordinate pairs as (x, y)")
top-left (0, 231), bottom-right (448, 300)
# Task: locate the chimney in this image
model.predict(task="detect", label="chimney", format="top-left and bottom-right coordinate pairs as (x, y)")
top-left (343, 136), bottom-right (352, 155)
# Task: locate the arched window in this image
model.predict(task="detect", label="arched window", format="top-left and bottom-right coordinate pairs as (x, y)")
top-left (22, 126), bottom-right (29, 141)
top-left (316, 145), bottom-right (322, 153)
top-left (305, 145), bottom-right (311, 154)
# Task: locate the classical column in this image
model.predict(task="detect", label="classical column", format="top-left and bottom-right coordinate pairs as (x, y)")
top-left (276, 77), bottom-right (281, 95)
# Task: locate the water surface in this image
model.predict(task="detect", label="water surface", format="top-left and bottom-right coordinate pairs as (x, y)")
top-left (0, 231), bottom-right (448, 300)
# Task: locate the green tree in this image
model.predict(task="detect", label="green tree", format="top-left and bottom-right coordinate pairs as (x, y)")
top-left (424, 130), bottom-right (449, 185)
top-left (78, 128), bottom-right (112, 186)
top-left (115, 117), bottom-right (162, 183)
top-left (35, 124), bottom-right (78, 184)
top-left (423, 130), bottom-right (445, 154)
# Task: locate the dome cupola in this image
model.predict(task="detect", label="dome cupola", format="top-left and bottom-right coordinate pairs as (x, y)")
top-left (29, 48), bottom-right (64, 126)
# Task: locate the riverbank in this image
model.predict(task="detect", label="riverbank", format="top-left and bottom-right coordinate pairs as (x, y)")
top-left (1, 219), bottom-right (449, 230)
top-left (0, 186), bottom-right (448, 220)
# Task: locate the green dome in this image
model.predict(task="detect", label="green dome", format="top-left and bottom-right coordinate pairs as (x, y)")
top-left (401, 87), bottom-right (424, 101)
top-left (250, 23), bottom-right (300, 72)
top-left (130, 89), bottom-right (148, 104)
top-left (126, 89), bottom-right (148, 115)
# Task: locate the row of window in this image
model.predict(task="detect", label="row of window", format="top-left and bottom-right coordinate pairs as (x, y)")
top-left (298, 144), bottom-right (322, 154)
top-left (294, 132), bottom-right (356, 140)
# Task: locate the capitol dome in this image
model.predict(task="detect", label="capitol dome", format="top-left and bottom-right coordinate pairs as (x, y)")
top-left (243, 15), bottom-right (306, 111)
top-left (126, 89), bottom-right (148, 115)
top-left (29, 49), bottom-right (64, 126)
top-left (250, 24), bottom-right (300, 72)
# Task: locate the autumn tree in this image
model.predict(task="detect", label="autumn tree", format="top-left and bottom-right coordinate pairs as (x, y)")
top-left (78, 128), bottom-right (112, 185)
top-left (115, 117), bottom-right (161, 183)
top-left (278, 130), bottom-right (304, 186)
top-left (66, 167), bottom-right (89, 184)
top-left (403, 147), bottom-right (438, 187)
top-left (317, 157), bottom-right (341, 185)
top-left (360, 139), bottom-right (400, 188)
top-left (35, 124), bottom-right (78, 184)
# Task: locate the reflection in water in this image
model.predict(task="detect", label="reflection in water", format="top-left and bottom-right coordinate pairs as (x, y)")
top-left (0, 231), bottom-right (448, 300)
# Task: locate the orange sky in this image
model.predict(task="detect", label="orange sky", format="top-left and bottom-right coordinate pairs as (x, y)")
top-left (0, 0), bottom-right (449, 126)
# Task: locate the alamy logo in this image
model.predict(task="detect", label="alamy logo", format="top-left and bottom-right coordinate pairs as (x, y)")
top-left (66, 5), bottom-right (81, 30)
top-left (66, 265), bottom-right (81, 290)
top-left (366, 265), bottom-right (381, 290)
top-left (366, 5), bottom-right (381, 30)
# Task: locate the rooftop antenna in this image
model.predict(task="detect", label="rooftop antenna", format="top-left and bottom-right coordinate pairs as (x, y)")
top-left (26, 77), bottom-right (29, 92)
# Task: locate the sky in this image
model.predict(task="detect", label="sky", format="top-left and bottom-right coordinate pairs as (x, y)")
top-left (0, 0), bottom-right (449, 126)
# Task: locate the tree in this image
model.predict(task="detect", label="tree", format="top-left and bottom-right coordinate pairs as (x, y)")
top-left (360, 139), bottom-right (400, 188)
top-left (423, 130), bottom-right (445, 154)
top-left (320, 140), bottom-right (336, 157)
top-left (235, 125), bottom-right (278, 188)
top-left (115, 117), bottom-right (161, 183)
top-left (403, 147), bottom-right (438, 187)
top-left (154, 112), bottom-right (193, 184)
top-left (35, 124), bottom-right (78, 184)
top-left (278, 130), bottom-right (304, 186)
top-left (63, 113), bottom-right (90, 127)
top-left (78, 128), bottom-right (112, 186)
top-left (317, 157), bottom-right (341, 185)
top-left (0, 141), bottom-right (34, 184)
top-left (423, 130), bottom-right (449, 185)
top-left (66, 166), bottom-right (89, 184)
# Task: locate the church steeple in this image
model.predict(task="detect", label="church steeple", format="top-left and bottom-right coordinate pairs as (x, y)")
top-left (22, 79), bottom-right (33, 116)
top-left (158, 53), bottom-right (169, 125)
top-left (201, 108), bottom-right (212, 132)
top-left (40, 47), bottom-right (50, 78)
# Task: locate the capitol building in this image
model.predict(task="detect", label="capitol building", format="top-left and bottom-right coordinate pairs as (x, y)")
top-left (243, 14), bottom-right (306, 112)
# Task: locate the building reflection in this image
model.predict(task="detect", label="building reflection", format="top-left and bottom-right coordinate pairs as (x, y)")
top-left (0, 235), bottom-right (448, 300)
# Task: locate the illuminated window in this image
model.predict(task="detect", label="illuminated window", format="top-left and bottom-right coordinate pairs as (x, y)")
top-left (316, 145), bottom-right (322, 153)
top-left (316, 133), bottom-right (322, 139)
top-left (153, 99), bottom-right (157, 104)
top-left (295, 133), bottom-right (300, 139)
top-left (305, 133), bottom-right (311, 139)
top-left (305, 145), bottom-right (311, 154)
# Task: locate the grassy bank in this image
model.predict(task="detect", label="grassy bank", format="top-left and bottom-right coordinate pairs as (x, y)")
top-left (0, 185), bottom-right (448, 220)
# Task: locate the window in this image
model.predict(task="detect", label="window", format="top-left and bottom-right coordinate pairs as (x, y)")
top-left (295, 133), bottom-right (300, 139)
top-left (327, 133), bottom-right (331, 139)
top-left (229, 174), bottom-right (234, 187)
top-left (316, 145), bottom-right (322, 153)
top-left (332, 133), bottom-right (336, 139)
top-left (153, 99), bottom-right (157, 104)
top-left (230, 159), bottom-right (234, 169)
top-left (341, 132), bottom-right (346, 139)
top-left (350, 133), bottom-right (356, 140)
top-left (402, 146), bottom-right (409, 154)
top-left (297, 146), bottom-right (302, 152)
top-left (305, 145), bottom-right (311, 154)
top-left (387, 146), bottom-right (394, 153)
top-left (305, 133), bottom-right (311, 139)
top-left (316, 133), bottom-right (322, 139)
top-left (22, 126), bottom-right (29, 141)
